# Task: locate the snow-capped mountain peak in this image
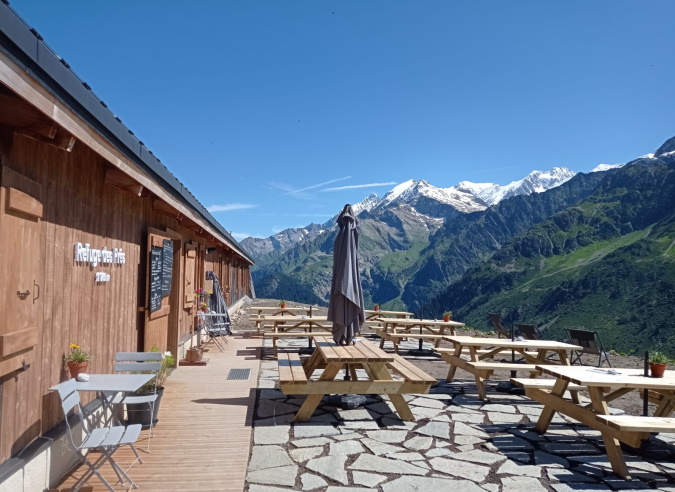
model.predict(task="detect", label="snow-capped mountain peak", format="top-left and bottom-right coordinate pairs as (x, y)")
top-left (379, 179), bottom-right (487, 214)
top-left (452, 167), bottom-right (576, 206)
top-left (352, 193), bottom-right (380, 215)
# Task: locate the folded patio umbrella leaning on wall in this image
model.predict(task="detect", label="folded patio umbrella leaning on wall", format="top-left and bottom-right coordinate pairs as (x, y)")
top-left (327, 204), bottom-right (366, 345)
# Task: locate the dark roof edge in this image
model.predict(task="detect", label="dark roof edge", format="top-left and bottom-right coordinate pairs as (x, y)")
top-left (0, 2), bottom-right (253, 264)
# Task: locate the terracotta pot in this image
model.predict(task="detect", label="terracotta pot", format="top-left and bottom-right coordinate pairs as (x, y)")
top-left (650, 362), bottom-right (667, 378)
top-left (280, 304), bottom-right (286, 309)
top-left (374, 306), bottom-right (380, 312)
top-left (443, 315), bottom-right (450, 322)
top-left (67, 361), bottom-right (89, 379)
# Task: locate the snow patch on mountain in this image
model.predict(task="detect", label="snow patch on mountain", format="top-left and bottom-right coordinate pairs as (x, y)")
top-left (591, 163), bottom-right (625, 173)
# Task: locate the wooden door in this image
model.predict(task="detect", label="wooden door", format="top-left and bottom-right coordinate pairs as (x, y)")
top-left (144, 230), bottom-right (174, 352)
top-left (0, 166), bottom-right (42, 460)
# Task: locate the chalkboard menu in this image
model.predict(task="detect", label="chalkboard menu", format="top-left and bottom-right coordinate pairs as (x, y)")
top-left (149, 246), bottom-right (163, 313)
top-left (162, 239), bottom-right (173, 297)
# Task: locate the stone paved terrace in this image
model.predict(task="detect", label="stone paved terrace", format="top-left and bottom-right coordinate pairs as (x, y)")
top-left (246, 336), bottom-right (675, 492)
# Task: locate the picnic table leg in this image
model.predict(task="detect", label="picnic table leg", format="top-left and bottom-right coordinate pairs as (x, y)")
top-left (304, 350), bottom-right (321, 377)
top-left (295, 362), bottom-right (343, 422)
top-left (553, 349), bottom-right (580, 403)
top-left (587, 387), bottom-right (630, 480)
top-left (445, 343), bottom-right (462, 382)
top-left (369, 362), bottom-right (415, 421)
top-left (535, 378), bottom-right (569, 433)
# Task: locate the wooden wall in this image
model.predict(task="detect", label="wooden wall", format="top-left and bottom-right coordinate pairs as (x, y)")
top-left (0, 128), bottom-right (251, 463)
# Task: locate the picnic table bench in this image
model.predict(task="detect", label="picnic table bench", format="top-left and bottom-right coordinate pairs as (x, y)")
top-left (262, 315), bottom-right (331, 354)
top-left (278, 336), bottom-right (436, 422)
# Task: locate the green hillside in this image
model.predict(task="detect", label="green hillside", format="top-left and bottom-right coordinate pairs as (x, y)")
top-left (425, 157), bottom-right (675, 354)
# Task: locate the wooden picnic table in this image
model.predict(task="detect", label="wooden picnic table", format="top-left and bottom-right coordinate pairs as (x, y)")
top-left (278, 336), bottom-right (436, 422)
top-left (516, 365), bottom-right (675, 479)
top-left (364, 309), bottom-right (413, 320)
top-left (263, 315), bottom-right (331, 353)
top-left (435, 336), bottom-right (582, 401)
top-left (374, 317), bottom-right (465, 353)
top-left (249, 306), bottom-right (313, 329)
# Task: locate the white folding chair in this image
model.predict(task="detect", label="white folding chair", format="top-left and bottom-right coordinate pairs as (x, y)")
top-left (56, 378), bottom-right (142, 492)
top-left (109, 352), bottom-right (162, 452)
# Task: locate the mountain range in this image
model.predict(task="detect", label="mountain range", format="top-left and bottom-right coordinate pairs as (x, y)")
top-left (241, 167), bottom-right (578, 257)
top-left (244, 137), bottom-right (675, 353)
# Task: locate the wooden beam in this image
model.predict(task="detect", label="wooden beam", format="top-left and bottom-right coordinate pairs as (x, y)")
top-left (104, 166), bottom-right (143, 196)
top-left (152, 198), bottom-right (182, 219)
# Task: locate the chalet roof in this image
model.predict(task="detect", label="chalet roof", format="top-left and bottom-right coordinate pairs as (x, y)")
top-left (0, 2), bottom-right (253, 264)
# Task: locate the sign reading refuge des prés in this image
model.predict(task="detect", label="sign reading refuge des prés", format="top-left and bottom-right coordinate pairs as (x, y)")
top-left (74, 242), bottom-right (126, 283)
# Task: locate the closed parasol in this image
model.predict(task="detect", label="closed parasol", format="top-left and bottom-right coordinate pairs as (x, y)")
top-left (327, 204), bottom-right (365, 345)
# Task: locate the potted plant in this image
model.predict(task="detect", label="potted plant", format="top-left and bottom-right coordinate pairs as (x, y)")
top-left (649, 351), bottom-right (670, 378)
top-left (200, 302), bottom-right (209, 313)
top-left (373, 303), bottom-right (380, 312)
top-left (279, 300), bottom-right (286, 309)
top-left (443, 311), bottom-right (453, 322)
top-left (65, 343), bottom-right (90, 378)
top-left (126, 347), bottom-right (176, 428)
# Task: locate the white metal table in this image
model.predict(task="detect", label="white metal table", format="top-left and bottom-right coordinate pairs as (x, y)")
top-left (51, 374), bottom-right (154, 424)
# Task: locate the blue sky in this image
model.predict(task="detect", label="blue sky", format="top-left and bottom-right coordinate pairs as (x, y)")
top-left (13, 1), bottom-right (675, 239)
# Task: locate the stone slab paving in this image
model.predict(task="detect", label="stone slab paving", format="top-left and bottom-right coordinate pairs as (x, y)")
top-left (246, 339), bottom-right (675, 491)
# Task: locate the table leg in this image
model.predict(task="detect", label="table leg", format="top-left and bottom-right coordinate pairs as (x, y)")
top-left (535, 378), bottom-right (569, 433)
top-left (587, 387), bottom-right (630, 480)
top-left (369, 362), bottom-right (415, 421)
top-left (446, 343), bottom-right (462, 382)
top-left (295, 362), bottom-right (343, 422)
top-left (435, 327), bottom-right (444, 348)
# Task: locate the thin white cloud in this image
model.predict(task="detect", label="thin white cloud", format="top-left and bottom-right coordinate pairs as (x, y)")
top-left (323, 182), bottom-right (397, 191)
top-left (288, 176), bottom-right (351, 195)
top-left (269, 176), bottom-right (352, 198)
top-left (231, 232), bottom-right (253, 240)
top-left (206, 203), bottom-right (258, 212)
top-left (253, 213), bottom-right (334, 217)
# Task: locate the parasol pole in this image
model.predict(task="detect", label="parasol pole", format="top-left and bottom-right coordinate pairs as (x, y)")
top-left (644, 351), bottom-right (649, 417)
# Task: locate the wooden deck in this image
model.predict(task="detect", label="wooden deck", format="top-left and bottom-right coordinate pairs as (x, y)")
top-left (51, 332), bottom-right (263, 491)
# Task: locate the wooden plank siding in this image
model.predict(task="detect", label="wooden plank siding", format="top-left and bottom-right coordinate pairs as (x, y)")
top-left (0, 129), bottom-right (253, 464)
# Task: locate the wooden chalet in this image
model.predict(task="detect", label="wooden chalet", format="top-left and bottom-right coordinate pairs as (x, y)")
top-left (0, 3), bottom-right (254, 488)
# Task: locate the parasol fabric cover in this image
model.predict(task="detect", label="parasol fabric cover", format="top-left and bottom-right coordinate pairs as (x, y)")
top-left (327, 204), bottom-right (365, 345)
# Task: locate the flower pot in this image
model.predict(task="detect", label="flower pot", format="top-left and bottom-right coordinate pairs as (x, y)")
top-left (186, 347), bottom-right (202, 362)
top-left (443, 315), bottom-right (450, 322)
top-left (280, 304), bottom-right (286, 309)
top-left (67, 361), bottom-right (88, 379)
top-left (374, 306), bottom-right (380, 312)
top-left (126, 387), bottom-right (164, 429)
top-left (650, 362), bottom-right (667, 378)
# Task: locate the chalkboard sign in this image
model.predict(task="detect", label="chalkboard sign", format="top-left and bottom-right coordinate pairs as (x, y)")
top-left (162, 239), bottom-right (173, 297)
top-left (149, 246), bottom-right (163, 313)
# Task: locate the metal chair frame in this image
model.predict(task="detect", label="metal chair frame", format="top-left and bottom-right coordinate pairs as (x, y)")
top-left (565, 328), bottom-right (611, 367)
top-left (109, 352), bottom-right (163, 454)
top-left (56, 378), bottom-right (142, 492)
